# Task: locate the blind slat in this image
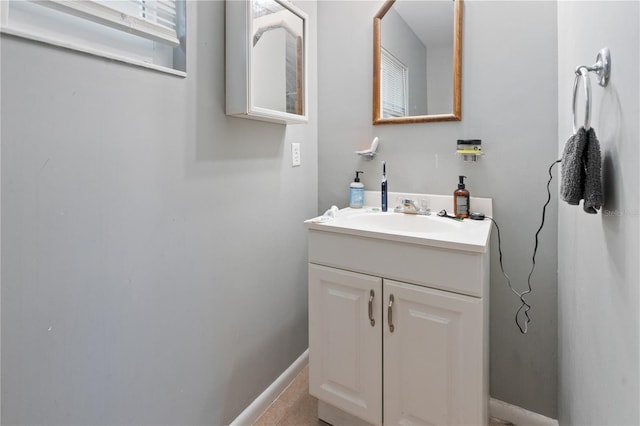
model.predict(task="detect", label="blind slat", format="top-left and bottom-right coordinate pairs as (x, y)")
top-left (381, 49), bottom-right (408, 117)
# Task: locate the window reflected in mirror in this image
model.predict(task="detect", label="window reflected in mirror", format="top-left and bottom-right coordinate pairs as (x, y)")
top-left (381, 48), bottom-right (408, 118)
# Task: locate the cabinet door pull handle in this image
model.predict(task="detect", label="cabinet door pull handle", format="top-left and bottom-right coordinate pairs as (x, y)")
top-left (388, 294), bottom-right (395, 332)
top-left (368, 290), bottom-right (375, 327)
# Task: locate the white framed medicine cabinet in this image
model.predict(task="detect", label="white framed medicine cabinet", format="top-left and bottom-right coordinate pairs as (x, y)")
top-left (226, 0), bottom-right (308, 125)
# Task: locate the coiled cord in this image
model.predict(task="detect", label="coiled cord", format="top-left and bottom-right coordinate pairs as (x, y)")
top-left (488, 159), bottom-right (561, 334)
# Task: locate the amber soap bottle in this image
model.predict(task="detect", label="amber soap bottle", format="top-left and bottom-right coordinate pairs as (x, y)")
top-left (454, 175), bottom-right (470, 218)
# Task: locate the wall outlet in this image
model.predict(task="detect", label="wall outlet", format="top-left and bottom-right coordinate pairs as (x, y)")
top-left (291, 143), bottom-right (301, 167)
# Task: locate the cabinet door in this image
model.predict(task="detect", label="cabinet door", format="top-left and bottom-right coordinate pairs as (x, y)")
top-left (383, 280), bottom-right (485, 426)
top-left (308, 264), bottom-right (382, 425)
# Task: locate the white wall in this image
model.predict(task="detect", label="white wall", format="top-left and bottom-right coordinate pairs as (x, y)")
top-left (318, 1), bottom-right (559, 417)
top-left (557, 2), bottom-right (640, 424)
top-left (0, 1), bottom-right (318, 424)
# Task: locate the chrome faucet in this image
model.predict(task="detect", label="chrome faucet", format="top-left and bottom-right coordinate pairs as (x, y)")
top-left (394, 199), bottom-right (430, 215)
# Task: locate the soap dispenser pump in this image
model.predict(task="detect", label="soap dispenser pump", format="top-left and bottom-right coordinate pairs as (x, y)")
top-left (454, 175), bottom-right (470, 218)
top-left (350, 171), bottom-right (365, 208)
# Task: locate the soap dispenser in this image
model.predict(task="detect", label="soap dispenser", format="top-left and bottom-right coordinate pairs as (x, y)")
top-left (350, 171), bottom-right (365, 208)
top-left (454, 175), bottom-right (470, 218)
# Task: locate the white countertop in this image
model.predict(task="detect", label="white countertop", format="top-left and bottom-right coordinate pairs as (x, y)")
top-left (305, 192), bottom-right (493, 253)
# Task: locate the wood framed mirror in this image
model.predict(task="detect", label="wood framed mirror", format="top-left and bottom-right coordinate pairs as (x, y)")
top-left (373, 0), bottom-right (462, 125)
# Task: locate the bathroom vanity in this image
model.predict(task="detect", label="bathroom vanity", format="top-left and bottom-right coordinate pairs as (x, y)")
top-left (305, 193), bottom-right (492, 426)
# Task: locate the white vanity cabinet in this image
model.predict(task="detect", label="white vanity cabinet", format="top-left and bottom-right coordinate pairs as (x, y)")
top-left (382, 279), bottom-right (484, 426)
top-left (306, 205), bottom-right (491, 426)
top-left (308, 265), bottom-right (382, 425)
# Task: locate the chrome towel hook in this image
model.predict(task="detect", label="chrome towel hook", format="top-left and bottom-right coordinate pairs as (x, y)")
top-left (586, 47), bottom-right (612, 88)
top-left (571, 47), bottom-right (611, 134)
top-left (572, 66), bottom-right (591, 133)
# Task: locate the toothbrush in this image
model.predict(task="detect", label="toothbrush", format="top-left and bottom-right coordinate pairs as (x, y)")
top-left (381, 161), bottom-right (387, 212)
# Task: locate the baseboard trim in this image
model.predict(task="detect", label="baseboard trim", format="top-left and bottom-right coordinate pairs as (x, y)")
top-left (230, 349), bottom-right (309, 426)
top-left (230, 350), bottom-right (557, 426)
top-left (490, 398), bottom-right (558, 426)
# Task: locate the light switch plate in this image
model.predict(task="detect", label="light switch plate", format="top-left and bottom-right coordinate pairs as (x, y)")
top-left (291, 143), bottom-right (301, 167)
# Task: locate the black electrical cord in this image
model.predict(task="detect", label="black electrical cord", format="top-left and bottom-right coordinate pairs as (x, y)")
top-left (488, 159), bottom-right (561, 334)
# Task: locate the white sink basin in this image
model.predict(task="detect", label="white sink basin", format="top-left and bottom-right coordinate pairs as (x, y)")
top-left (306, 194), bottom-right (493, 253)
top-left (339, 211), bottom-right (462, 235)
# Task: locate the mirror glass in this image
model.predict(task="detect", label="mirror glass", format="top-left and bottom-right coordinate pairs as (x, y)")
top-left (373, 0), bottom-right (462, 124)
top-left (251, 0), bottom-right (305, 116)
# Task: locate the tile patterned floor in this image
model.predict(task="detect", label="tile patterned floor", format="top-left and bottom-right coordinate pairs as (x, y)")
top-left (253, 365), bottom-right (514, 426)
top-left (254, 365), bottom-right (324, 426)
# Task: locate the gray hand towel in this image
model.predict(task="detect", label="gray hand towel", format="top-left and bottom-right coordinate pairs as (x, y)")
top-left (560, 127), bottom-right (587, 205)
top-left (583, 127), bottom-right (602, 213)
top-left (560, 127), bottom-right (602, 214)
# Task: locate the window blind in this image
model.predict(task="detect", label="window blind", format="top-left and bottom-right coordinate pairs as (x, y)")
top-left (381, 48), bottom-right (408, 118)
top-left (34, 0), bottom-right (179, 46)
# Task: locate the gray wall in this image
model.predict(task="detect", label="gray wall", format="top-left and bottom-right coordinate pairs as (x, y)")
top-left (426, 45), bottom-right (453, 115)
top-left (0, 1), bottom-right (318, 424)
top-left (557, 1), bottom-right (640, 424)
top-left (381, 8), bottom-right (428, 116)
top-left (318, 1), bottom-right (559, 417)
